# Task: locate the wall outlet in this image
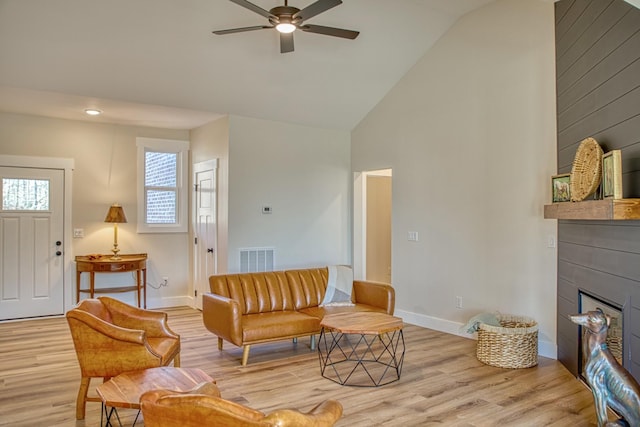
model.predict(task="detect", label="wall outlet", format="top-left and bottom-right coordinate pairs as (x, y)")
top-left (456, 296), bottom-right (463, 309)
top-left (162, 277), bottom-right (169, 286)
top-left (73, 228), bottom-right (84, 238)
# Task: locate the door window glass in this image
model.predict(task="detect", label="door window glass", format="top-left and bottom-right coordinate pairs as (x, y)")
top-left (2, 178), bottom-right (50, 210)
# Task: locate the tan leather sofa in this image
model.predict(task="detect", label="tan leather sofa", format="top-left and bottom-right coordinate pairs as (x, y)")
top-left (202, 267), bottom-right (395, 366)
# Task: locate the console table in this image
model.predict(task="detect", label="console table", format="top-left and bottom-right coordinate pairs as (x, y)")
top-left (75, 253), bottom-right (148, 308)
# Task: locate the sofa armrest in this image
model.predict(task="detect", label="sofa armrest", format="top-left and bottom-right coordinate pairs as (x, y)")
top-left (352, 280), bottom-right (395, 315)
top-left (202, 293), bottom-right (243, 346)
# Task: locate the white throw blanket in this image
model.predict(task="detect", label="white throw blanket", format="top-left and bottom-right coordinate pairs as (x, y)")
top-left (320, 265), bottom-right (355, 307)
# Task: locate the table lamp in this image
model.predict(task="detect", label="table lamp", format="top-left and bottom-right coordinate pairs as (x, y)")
top-left (104, 203), bottom-right (127, 260)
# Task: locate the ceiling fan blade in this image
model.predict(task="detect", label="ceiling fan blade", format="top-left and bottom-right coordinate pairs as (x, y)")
top-left (228, 0), bottom-right (275, 19)
top-left (300, 24), bottom-right (359, 39)
top-left (293, 0), bottom-right (342, 22)
top-left (213, 25), bottom-right (272, 35)
top-left (280, 32), bottom-right (294, 53)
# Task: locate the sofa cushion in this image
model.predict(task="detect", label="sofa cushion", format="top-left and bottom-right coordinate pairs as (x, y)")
top-left (299, 303), bottom-right (386, 320)
top-left (242, 311), bottom-right (320, 343)
top-left (210, 272), bottom-right (294, 314)
top-left (285, 268), bottom-right (329, 310)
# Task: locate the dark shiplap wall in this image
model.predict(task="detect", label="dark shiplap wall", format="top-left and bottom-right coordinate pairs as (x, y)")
top-left (555, 0), bottom-right (640, 380)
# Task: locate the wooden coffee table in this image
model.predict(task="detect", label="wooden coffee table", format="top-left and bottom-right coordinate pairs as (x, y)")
top-left (317, 311), bottom-right (405, 387)
top-left (96, 367), bottom-right (214, 426)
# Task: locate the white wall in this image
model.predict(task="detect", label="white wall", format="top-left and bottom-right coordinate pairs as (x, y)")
top-left (227, 115), bottom-right (352, 272)
top-left (0, 112), bottom-right (191, 309)
top-left (190, 116), bottom-right (230, 274)
top-left (352, 0), bottom-right (559, 357)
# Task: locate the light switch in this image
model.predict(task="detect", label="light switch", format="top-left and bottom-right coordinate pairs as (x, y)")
top-left (73, 228), bottom-right (84, 238)
top-left (408, 231), bottom-right (419, 241)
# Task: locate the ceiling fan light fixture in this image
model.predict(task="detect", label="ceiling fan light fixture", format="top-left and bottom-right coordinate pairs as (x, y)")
top-left (275, 21), bottom-right (296, 33)
top-left (215, 0), bottom-right (358, 53)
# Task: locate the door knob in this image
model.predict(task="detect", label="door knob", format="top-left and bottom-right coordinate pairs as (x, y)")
top-left (56, 251), bottom-right (62, 256)
top-left (56, 241), bottom-right (62, 246)
top-left (207, 248), bottom-right (214, 253)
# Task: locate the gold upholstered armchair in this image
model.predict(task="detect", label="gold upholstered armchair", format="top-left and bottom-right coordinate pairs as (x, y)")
top-left (140, 383), bottom-right (343, 427)
top-left (66, 296), bottom-right (180, 420)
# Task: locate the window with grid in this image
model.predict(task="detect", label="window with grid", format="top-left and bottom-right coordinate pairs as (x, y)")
top-left (136, 138), bottom-right (189, 233)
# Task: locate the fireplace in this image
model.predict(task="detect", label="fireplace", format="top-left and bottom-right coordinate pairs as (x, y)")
top-left (578, 292), bottom-right (623, 376)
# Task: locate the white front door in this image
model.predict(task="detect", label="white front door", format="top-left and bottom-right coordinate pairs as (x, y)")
top-left (0, 166), bottom-right (65, 320)
top-left (193, 160), bottom-right (217, 310)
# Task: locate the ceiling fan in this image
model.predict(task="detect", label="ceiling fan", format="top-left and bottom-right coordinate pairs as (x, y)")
top-left (213, 0), bottom-right (359, 53)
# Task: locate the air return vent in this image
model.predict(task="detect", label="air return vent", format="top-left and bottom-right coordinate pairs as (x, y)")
top-left (240, 248), bottom-right (275, 273)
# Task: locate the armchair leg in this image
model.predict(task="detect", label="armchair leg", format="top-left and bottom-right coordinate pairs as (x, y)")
top-left (173, 353), bottom-right (181, 367)
top-left (218, 337), bottom-right (223, 351)
top-left (75, 376), bottom-right (91, 420)
top-left (242, 345), bottom-right (251, 366)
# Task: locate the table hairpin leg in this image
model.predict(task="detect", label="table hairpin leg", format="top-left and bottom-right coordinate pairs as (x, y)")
top-left (101, 403), bottom-right (141, 427)
top-left (102, 402), bottom-right (123, 427)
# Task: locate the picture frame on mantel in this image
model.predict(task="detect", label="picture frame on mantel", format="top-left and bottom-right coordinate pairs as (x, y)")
top-left (602, 150), bottom-right (622, 199)
top-left (551, 173), bottom-right (571, 203)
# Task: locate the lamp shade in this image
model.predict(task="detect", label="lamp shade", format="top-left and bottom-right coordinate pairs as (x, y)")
top-left (104, 204), bottom-right (127, 223)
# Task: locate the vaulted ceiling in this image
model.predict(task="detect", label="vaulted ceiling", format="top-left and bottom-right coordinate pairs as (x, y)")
top-left (0, 0), bottom-right (496, 130)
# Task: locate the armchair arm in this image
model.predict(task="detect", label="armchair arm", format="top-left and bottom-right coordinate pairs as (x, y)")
top-left (202, 293), bottom-right (243, 346)
top-left (66, 309), bottom-right (146, 345)
top-left (99, 296), bottom-right (179, 339)
top-left (141, 393), bottom-right (265, 427)
top-left (352, 280), bottom-right (395, 315)
top-left (264, 399), bottom-right (343, 426)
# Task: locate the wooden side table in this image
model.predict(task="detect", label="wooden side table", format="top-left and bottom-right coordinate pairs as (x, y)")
top-left (96, 367), bottom-right (215, 426)
top-left (75, 253), bottom-right (148, 308)
top-left (318, 312), bottom-right (405, 387)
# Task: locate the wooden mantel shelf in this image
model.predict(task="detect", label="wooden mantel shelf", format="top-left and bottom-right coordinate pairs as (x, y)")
top-left (544, 198), bottom-right (640, 220)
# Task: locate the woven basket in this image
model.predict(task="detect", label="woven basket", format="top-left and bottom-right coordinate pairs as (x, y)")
top-left (476, 314), bottom-right (538, 369)
top-left (570, 137), bottom-right (603, 202)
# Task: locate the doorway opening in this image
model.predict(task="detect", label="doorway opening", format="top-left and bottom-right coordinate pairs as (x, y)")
top-left (353, 169), bottom-right (392, 282)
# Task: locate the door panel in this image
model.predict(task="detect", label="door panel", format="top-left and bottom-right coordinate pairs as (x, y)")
top-left (193, 160), bottom-right (217, 310)
top-left (0, 167), bottom-right (64, 320)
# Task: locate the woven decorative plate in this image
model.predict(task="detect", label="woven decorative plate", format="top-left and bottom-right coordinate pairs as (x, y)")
top-left (570, 137), bottom-right (603, 202)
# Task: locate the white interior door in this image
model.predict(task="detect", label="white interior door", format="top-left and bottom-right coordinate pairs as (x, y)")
top-left (193, 159), bottom-right (217, 310)
top-left (0, 166), bottom-right (65, 320)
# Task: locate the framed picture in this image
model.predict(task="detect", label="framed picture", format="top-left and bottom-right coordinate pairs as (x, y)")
top-left (552, 174), bottom-right (571, 202)
top-left (602, 150), bottom-right (622, 199)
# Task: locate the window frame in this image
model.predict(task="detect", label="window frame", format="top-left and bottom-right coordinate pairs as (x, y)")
top-left (136, 137), bottom-right (189, 233)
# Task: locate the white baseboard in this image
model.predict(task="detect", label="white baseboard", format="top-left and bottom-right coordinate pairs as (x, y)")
top-left (146, 295), bottom-right (194, 310)
top-left (395, 309), bottom-right (557, 360)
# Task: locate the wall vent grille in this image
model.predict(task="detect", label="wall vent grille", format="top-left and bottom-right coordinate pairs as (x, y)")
top-left (240, 248), bottom-right (275, 273)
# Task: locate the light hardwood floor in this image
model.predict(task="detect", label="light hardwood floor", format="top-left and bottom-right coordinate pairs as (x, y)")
top-left (0, 306), bottom-right (599, 426)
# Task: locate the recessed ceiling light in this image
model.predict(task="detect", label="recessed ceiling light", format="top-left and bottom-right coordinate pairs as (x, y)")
top-left (84, 108), bottom-right (102, 116)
